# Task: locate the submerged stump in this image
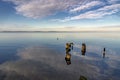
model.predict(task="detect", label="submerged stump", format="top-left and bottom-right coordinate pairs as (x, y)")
top-left (79, 75), bottom-right (87, 80)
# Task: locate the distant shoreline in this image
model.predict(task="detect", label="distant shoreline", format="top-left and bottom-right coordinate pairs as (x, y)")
top-left (0, 31), bottom-right (120, 33)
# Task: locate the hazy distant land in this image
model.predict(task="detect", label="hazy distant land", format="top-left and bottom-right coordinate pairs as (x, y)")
top-left (0, 31), bottom-right (120, 33)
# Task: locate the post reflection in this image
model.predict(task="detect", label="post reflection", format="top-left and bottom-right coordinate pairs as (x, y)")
top-left (65, 53), bottom-right (71, 65)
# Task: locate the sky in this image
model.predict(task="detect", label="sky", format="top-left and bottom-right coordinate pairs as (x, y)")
top-left (0, 0), bottom-right (120, 31)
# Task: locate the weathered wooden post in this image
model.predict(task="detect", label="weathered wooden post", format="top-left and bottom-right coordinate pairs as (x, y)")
top-left (65, 42), bottom-right (72, 65)
top-left (81, 43), bottom-right (86, 55)
top-left (103, 48), bottom-right (106, 58)
top-left (66, 43), bottom-right (71, 53)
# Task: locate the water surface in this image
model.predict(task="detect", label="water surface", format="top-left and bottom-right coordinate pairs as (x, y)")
top-left (0, 32), bottom-right (120, 80)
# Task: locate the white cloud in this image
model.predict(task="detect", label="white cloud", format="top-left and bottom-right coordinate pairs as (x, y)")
top-left (70, 1), bottom-right (103, 13)
top-left (60, 4), bottom-right (120, 22)
top-left (3, 0), bottom-right (120, 21)
top-left (107, 0), bottom-right (120, 4)
top-left (3, 0), bottom-right (87, 18)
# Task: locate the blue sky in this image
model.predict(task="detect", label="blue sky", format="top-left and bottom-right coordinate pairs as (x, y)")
top-left (0, 0), bottom-right (120, 31)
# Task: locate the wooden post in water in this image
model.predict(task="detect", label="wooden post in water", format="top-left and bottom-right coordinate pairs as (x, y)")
top-left (65, 43), bottom-right (72, 65)
top-left (103, 48), bottom-right (106, 58)
top-left (81, 43), bottom-right (86, 55)
top-left (66, 43), bottom-right (71, 53)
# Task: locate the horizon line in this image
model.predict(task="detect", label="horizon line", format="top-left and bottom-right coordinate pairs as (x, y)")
top-left (0, 31), bottom-right (120, 33)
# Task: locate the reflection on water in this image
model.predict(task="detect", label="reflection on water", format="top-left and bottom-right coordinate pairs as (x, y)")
top-left (65, 53), bottom-right (71, 65)
top-left (0, 32), bottom-right (120, 80)
top-left (65, 42), bottom-right (87, 65)
top-left (64, 42), bottom-right (107, 79)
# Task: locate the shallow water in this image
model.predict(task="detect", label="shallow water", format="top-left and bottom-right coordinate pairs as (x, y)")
top-left (0, 32), bottom-right (120, 80)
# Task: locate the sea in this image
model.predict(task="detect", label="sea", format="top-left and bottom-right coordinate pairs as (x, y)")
top-left (0, 32), bottom-right (120, 80)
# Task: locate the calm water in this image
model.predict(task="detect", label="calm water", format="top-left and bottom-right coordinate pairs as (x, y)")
top-left (0, 32), bottom-right (120, 80)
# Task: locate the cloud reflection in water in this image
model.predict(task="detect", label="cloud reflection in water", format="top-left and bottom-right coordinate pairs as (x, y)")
top-left (0, 45), bottom-right (119, 80)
